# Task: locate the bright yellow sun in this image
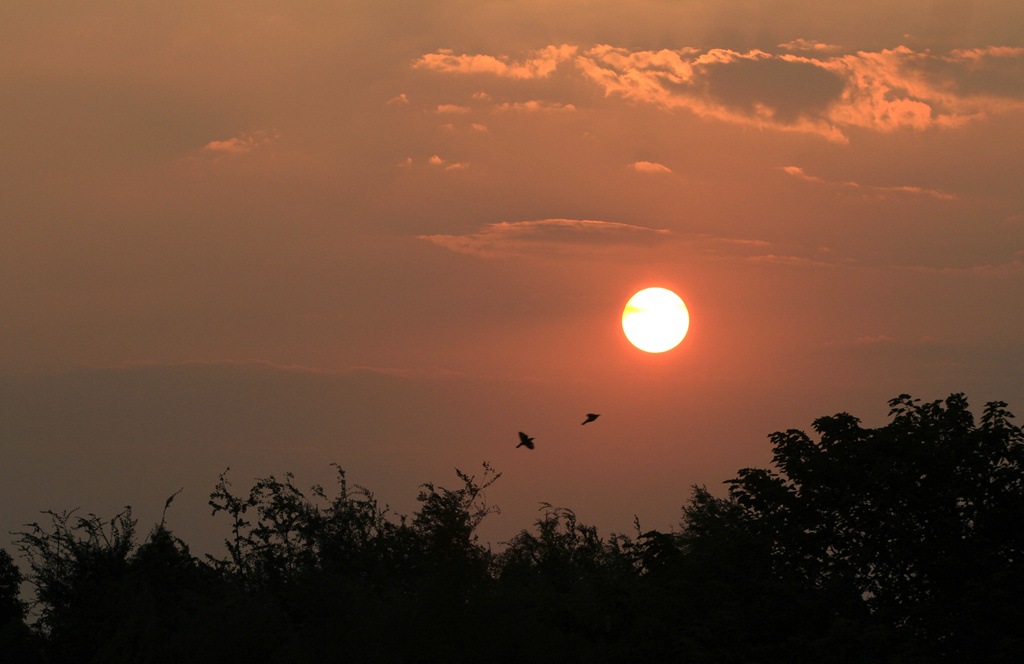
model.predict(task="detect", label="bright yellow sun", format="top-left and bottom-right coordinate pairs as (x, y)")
top-left (622, 287), bottom-right (689, 353)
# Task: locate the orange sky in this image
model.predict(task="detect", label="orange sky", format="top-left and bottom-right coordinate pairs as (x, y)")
top-left (2, 1), bottom-right (1023, 554)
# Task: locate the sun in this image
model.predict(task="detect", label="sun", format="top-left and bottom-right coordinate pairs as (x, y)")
top-left (622, 287), bottom-right (689, 353)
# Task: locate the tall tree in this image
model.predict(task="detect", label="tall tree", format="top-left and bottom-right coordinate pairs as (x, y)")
top-left (726, 394), bottom-right (1024, 661)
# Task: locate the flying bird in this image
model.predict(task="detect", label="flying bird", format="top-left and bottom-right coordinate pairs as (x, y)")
top-left (516, 432), bottom-right (535, 449)
top-left (581, 413), bottom-right (600, 425)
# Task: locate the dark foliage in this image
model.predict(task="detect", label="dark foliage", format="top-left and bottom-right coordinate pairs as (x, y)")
top-left (726, 393), bottom-right (1024, 662)
top-left (6, 394), bottom-right (1023, 663)
top-left (1, 547), bottom-right (43, 661)
top-left (0, 548), bottom-right (26, 626)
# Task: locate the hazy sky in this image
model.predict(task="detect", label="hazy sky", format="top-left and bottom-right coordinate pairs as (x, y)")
top-left (2, 1), bottom-right (1023, 555)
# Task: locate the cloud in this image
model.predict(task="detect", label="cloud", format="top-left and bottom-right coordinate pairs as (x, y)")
top-left (737, 253), bottom-right (843, 269)
top-left (895, 260), bottom-right (1024, 276)
top-left (386, 93), bottom-right (409, 105)
top-left (704, 53), bottom-right (847, 124)
top-left (417, 44), bottom-right (1024, 141)
top-left (413, 44), bottom-right (577, 79)
top-left (428, 155), bottom-right (469, 170)
top-left (418, 220), bottom-right (835, 266)
top-left (824, 334), bottom-right (959, 351)
top-left (629, 161), bottom-right (672, 174)
top-left (781, 165), bottom-right (957, 200)
top-left (778, 39), bottom-right (844, 54)
top-left (852, 334), bottom-right (896, 345)
top-left (574, 46), bottom-right (850, 141)
top-left (914, 46), bottom-right (1024, 100)
top-left (201, 132), bottom-right (273, 154)
top-left (436, 104), bottom-right (471, 114)
top-left (419, 218), bottom-right (1020, 274)
top-left (781, 165), bottom-right (832, 184)
top-left (419, 219), bottom-right (671, 257)
top-left (493, 100), bottom-right (576, 112)
top-left (813, 46), bottom-right (1024, 133)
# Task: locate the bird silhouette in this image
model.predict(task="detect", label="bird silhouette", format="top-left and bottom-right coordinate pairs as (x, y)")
top-left (581, 413), bottom-right (600, 425)
top-left (516, 432), bottom-right (535, 449)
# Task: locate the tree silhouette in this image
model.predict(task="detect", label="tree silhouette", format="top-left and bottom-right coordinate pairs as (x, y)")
top-left (725, 393), bottom-right (1024, 661)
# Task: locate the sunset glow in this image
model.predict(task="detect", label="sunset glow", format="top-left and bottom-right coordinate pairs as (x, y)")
top-left (1, 1), bottom-right (1022, 580)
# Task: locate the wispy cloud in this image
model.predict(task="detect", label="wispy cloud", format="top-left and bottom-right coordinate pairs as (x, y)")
top-left (419, 218), bottom-right (1024, 274)
top-left (895, 260), bottom-right (1024, 276)
top-left (418, 219), bottom-right (670, 257)
top-left (419, 220), bottom-right (837, 266)
top-left (428, 155), bottom-right (469, 170)
top-left (778, 39), bottom-right (844, 54)
top-left (629, 161), bottom-right (672, 174)
top-left (493, 100), bottom-right (576, 112)
top-left (781, 165), bottom-right (957, 199)
top-left (436, 104), bottom-right (471, 114)
top-left (822, 334), bottom-right (942, 350)
top-left (201, 131), bottom-right (274, 155)
top-left (413, 44), bottom-right (577, 79)
top-left (852, 334), bottom-right (896, 345)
